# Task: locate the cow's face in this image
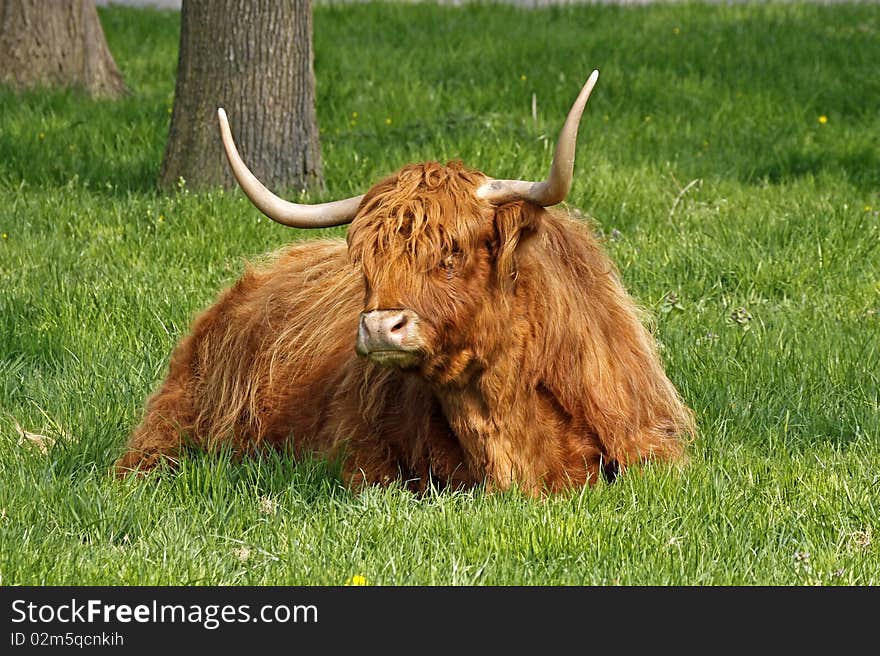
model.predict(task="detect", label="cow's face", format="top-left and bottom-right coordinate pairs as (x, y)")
top-left (347, 162), bottom-right (539, 383)
top-left (217, 74), bottom-right (599, 383)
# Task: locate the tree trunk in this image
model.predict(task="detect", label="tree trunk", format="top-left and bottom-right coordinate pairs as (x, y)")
top-left (0, 0), bottom-right (126, 98)
top-left (159, 0), bottom-right (322, 193)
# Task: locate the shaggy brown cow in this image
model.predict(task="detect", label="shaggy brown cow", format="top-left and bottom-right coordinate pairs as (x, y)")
top-left (116, 71), bottom-right (695, 493)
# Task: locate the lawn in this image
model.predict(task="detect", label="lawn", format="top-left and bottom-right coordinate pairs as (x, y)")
top-left (0, 2), bottom-right (877, 585)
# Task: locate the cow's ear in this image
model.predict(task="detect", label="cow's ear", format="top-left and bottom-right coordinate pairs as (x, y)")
top-left (491, 201), bottom-right (542, 285)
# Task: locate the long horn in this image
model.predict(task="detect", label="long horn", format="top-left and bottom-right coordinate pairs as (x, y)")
top-left (217, 108), bottom-right (363, 228)
top-left (477, 69), bottom-right (599, 207)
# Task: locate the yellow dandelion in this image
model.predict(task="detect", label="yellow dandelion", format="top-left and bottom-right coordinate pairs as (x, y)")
top-left (865, 205), bottom-right (873, 212)
top-left (385, 117), bottom-right (392, 125)
top-left (158, 215), bottom-right (165, 223)
top-left (520, 74), bottom-right (527, 81)
top-left (38, 132), bottom-right (45, 140)
top-left (673, 27), bottom-right (680, 35)
top-left (346, 575), bottom-right (368, 586)
top-left (352, 111), bottom-right (358, 119)
top-left (818, 115), bottom-right (828, 124)
top-left (2, 233), bottom-right (7, 240)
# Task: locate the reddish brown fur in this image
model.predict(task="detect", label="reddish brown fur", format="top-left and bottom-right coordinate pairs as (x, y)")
top-left (116, 161), bottom-right (695, 493)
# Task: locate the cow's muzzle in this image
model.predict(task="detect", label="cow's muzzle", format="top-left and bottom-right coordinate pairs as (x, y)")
top-left (356, 309), bottom-right (423, 367)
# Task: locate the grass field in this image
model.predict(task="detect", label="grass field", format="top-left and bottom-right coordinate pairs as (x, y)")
top-left (0, 2), bottom-right (878, 585)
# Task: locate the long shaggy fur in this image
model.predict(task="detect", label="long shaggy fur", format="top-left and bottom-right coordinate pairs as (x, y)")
top-left (117, 161), bottom-right (694, 493)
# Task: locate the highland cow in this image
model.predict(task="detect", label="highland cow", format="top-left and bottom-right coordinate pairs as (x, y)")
top-left (115, 71), bottom-right (695, 493)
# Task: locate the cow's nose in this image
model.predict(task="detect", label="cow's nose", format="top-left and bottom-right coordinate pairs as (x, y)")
top-left (356, 309), bottom-right (421, 361)
top-left (359, 310), bottom-right (411, 347)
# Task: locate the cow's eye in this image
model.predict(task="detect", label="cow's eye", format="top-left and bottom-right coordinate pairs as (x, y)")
top-left (439, 252), bottom-right (460, 279)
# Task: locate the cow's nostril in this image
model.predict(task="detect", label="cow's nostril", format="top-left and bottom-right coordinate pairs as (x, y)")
top-left (390, 316), bottom-right (408, 334)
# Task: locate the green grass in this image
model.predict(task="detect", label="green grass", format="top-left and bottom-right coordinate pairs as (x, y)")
top-left (1, 2), bottom-right (878, 585)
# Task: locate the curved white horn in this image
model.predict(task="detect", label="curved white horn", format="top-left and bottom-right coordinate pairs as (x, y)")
top-left (217, 108), bottom-right (363, 228)
top-left (477, 69), bottom-right (599, 207)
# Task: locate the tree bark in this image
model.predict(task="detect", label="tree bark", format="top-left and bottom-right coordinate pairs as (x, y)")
top-left (0, 0), bottom-right (126, 98)
top-left (159, 0), bottom-right (322, 192)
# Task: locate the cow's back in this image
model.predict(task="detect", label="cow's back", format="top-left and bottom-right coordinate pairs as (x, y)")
top-left (182, 238), bottom-right (365, 455)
